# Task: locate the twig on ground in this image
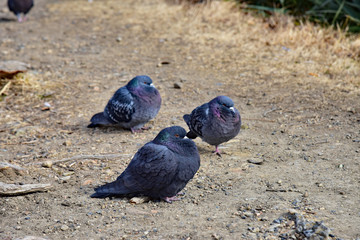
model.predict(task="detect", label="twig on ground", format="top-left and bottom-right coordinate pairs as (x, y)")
top-left (266, 189), bottom-right (287, 192)
top-left (0, 81), bottom-right (11, 95)
top-left (28, 154), bottom-right (132, 166)
top-left (242, 118), bottom-right (276, 123)
top-left (0, 162), bottom-right (26, 171)
top-left (0, 182), bottom-right (53, 196)
top-left (263, 105), bottom-right (278, 117)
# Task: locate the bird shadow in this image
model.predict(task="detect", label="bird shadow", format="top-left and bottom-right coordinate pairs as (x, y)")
top-left (87, 125), bottom-right (130, 134)
top-left (196, 145), bottom-right (228, 158)
top-left (0, 17), bottom-right (15, 22)
top-left (197, 145), bottom-right (211, 154)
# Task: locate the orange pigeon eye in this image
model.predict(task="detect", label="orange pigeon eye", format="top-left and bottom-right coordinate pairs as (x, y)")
top-left (175, 134), bottom-right (179, 137)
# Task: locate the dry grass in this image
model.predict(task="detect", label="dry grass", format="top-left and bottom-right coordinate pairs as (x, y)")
top-left (171, 1), bottom-right (360, 88)
top-left (0, 72), bottom-right (46, 99)
top-left (182, 1), bottom-right (360, 58)
top-left (49, 0), bottom-right (360, 64)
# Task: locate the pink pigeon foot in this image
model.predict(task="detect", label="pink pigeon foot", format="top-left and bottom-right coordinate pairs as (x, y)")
top-left (212, 145), bottom-right (222, 157)
top-left (130, 126), bottom-right (150, 134)
top-left (163, 196), bottom-right (182, 203)
top-left (130, 128), bottom-right (142, 134)
top-left (16, 14), bottom-right (23, 22)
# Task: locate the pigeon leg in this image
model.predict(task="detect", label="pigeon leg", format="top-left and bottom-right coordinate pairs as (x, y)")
top-left (141, 126), bottom-right (151, 131)
top-left (213, 145), bottom-right (222, 157)
top-left (16, 14), bottom-right (23, 22)
top-left (131, 126), bottom-right (150, 133)
top-left (163, 196), bottom-right (182, 203)
top-left (130, 128), bottom-right (142, 134)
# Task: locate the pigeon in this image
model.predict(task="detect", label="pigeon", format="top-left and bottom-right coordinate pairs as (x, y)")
top-left (88, 75), bottom-right (161, 133)
top-left (91, 126), bottom-right (200, 203)
top-left (8, 0), bottom-right (34, 22)
top-left (183, 95), bottom-right (241, 156)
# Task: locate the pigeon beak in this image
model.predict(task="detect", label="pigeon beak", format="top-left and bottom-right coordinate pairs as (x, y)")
top-left (184, 136), bottom-right (189, 139)
top-left (150, 83), bottom-right (155, 87)
top-left (229, 107), bottom-right (235, 113)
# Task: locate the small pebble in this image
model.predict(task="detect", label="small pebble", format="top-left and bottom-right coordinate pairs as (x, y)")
top-left (59, 176), bottom-right (71, 182)
top-left (61, 225), bottom-right (69, 231)
top-left (288, 208), bottom-right (299, 214)
top-left (248, 227), bottom-right (260, 233)
top-left (129, 196), bottom-right (150, 204)
top-left (241, 124), bottom-right (249, 130)
top-left (173, 82), bottom-right (182, 89)
top-left (244, 211), bottom-right (253, 217)
top-left (247, 159), bottom-right (264, 165)
top-left (211, 233), bottom-right (221, 240)
top-left (42, 161), bottom-right (53, 168)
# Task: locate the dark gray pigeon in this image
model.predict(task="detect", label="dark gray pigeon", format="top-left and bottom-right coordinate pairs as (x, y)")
top-left (8, 0), bottom-right (34, 22)
top-left (183, 95), bottom-right (241, 156)
top-left (91, 126), bottom-right (200, 203)
top-left (88, 75), bottom-right (161, 133)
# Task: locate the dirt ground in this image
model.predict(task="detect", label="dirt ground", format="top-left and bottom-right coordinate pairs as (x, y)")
top-left (0, 0), bottom-right (359, 239)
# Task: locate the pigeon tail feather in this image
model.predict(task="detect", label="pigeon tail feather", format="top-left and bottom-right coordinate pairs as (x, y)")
top-left (91, 181), bottom-right (128, 198)
top-left (87, 112), bottom-right (112, 128)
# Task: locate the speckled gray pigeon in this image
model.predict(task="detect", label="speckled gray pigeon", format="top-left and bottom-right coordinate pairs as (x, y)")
top-left (91, 126), bottom-right (200, 203)
top-left (183, 96), bottom-right (241, 156)
top-left (88, 75), bottom-right (161, 133)
top-left (8, 0), bottom-right (34, 22)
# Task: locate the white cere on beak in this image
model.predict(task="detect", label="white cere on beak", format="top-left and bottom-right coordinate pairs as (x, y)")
top-left (229, 107), bottom-right (235, 112)
top-left (184, 136), bottom-right (189, 139)
top-left (150, 83), bottom-right (155, 87)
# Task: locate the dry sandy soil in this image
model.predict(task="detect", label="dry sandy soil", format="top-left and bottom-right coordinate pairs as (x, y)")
top-left (0, 0), bottom-right (359, 239)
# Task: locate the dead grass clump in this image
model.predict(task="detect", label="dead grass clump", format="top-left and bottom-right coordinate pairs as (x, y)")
top-left (181, 1), bottom-right (360, 61)
top-left (264, 14), bottom-right (360, 60)
top-left (0, 72), bottom-right (56, 102)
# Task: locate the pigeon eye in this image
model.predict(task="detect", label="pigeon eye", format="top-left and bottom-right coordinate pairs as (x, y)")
top-left (174, 134), bottom-right (179, 137)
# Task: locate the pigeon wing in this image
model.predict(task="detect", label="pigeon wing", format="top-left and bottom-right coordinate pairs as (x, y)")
top-left (104, 87), bottom-right (135, 123)
top-left (8, 0), bottom-right (16, 12)
top-left (188, 103), bottom-right (209, 137)
top-left (121, 143), bottom-right (178, 194)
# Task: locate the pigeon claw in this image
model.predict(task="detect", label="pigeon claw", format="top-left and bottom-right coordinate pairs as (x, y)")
top-left (131, 126), bottom-right (150, 134)
top-left (163, 196), bottom-right (181, 203)
top-left (213, 146), bottom-right (222, 157)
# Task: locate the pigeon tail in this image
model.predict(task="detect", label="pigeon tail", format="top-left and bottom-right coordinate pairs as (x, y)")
top-left (87, 112), bottom-right (112, 128)
top-left (91, 181), bottom-right (128, 198)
